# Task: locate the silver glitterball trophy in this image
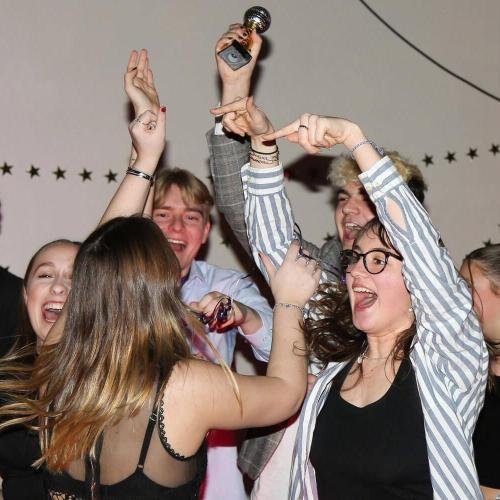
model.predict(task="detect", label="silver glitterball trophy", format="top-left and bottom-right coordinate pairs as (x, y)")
top-left (217, 6), bottom-right (271, 71)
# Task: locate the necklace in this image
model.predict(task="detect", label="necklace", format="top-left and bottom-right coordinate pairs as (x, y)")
top-left (356, 344), bottom-right (391, 364)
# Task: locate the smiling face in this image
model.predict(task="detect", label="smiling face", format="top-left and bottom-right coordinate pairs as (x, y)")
top-left (346, 229), bottom-right (412, 337)
top-left (152, 184), bottom-right (211, 278)
top-left (460, 260), bottom-right (500, 343)
top-left (334, 181), bottom-right (377, 249)
top-left (24, 242), bottom-right (78, 343)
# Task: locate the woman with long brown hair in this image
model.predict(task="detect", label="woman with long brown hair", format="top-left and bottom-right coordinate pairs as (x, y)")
top-left (0, 54), bottom-right (318, 499)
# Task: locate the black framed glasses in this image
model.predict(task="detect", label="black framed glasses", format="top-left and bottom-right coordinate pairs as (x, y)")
top-left (340, 248), bottom-right (403, 275)
top-left (293, 223), bottom-right (341, 278)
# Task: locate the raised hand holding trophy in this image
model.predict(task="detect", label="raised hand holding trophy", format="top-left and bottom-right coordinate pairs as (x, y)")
top-left (217, 6), bottom-right (271, 71)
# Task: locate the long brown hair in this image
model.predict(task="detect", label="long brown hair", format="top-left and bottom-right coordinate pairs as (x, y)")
top-left (305, 218), bottom-right (416, 376)
top-left (0, 216), bottom-right (195, 470)
top-left (463, 243), bottom-right (500, 390)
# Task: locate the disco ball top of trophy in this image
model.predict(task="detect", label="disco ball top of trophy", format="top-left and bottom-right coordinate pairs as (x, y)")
top-left (244, 6), bottom-right (271, 33)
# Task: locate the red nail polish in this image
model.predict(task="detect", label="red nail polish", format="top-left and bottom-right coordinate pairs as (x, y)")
top-left (161, 106), bottom-right (166, 112)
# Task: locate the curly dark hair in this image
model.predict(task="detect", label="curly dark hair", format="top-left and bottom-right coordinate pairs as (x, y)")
top-left (304, 218), bottom-right (416, 381)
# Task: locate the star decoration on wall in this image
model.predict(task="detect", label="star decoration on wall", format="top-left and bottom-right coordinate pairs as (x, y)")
top-left (105, 170), bottom-right (118, 183)
top-left (27, 164), bottom-right (40, 178)
top-left (323, 233), bottom-right (334, 242)
top-left (1, 162), bottom-right (13, 175)
top-left (52, 167), bottom-right (66, 180)
top-left (466, 148), bottom-right (478, 159)
top-left (483, 239), bottom-right (492, 246)
top-left (422, 155), bottom-right (433, 167)
top-left (489, 144), bottom-right (499, 155)
top-left (445, 152), bottom-right (456, 164)
top-left (79, 168), bottom-right (92, 182)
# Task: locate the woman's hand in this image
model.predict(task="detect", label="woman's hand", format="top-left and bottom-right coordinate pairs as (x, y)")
top-left (260, 240), bottom-right (321, 308)
top-left (189, 292), bottom-right (256, 333)
top-left (210, 96), bottom-right (274, 138)
top-left (263, 114), bottom-right (363, 154)
top-left (125, 49), bottom-right (160, 117)
top-left (128, 108), bottom-right (166, 164)
top-left (216, 23), bottom-right (263, 105)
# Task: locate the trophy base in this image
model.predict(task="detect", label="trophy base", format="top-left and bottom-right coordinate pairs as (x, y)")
top-left (217, 40), bottom-right (252, 71)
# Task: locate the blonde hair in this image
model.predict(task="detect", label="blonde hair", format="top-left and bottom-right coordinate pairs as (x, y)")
top-left (329, 150), bottom-right (427, 203)
top-left (154, 168), bottom-right (214, 221)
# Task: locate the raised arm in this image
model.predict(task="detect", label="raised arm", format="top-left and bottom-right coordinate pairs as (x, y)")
top-left (163, 241), bottom-right (321, 456)
top-left (268, 114), bottom-right (488, 388)
top-left (99, 108), bottom-right (165, 225)
top-left (212, 100), bottom-right (339, 282)
top-left (99, 50), bottom-right (164, 225)
top-left (206, 24), bottom-right (262, 254)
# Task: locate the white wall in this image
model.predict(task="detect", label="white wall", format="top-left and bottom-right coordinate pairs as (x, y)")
top-left (1, 0), bottom-right (499, 278)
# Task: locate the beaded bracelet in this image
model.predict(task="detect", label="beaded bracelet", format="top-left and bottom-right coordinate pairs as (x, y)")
top-left (273, 302), bottom-right (304, 314)
top-left (349, 140), bottom-right (384, 159)
top-left (126, 167), bottom-right (155, 184)
top-left (249, 151), bottom-right (280, 164)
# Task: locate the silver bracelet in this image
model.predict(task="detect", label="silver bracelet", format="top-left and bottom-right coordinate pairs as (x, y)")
top-left (349, 139), bottom-right (384, 159)
top-left (126, 167), bottom-right (155, 184)
top-left (273, 302), bottom-right (304, 314)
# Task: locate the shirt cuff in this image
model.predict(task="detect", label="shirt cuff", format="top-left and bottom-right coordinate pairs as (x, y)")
top-left (239, 324), bottom-right (271, 360)
top-left (245, 162), bottom-right (285, 195)
top-left (214, 120), bottom-right (224, 136)
top-left (358, 156), bottom-right (404, 202)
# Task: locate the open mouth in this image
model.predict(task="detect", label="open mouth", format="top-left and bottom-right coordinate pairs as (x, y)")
top-left (352, 286), bottom-right (377, 310)
top-left (167, 238), bottom-right (187, 252)
top-left (343, 221), bottom-right (362, 241)
top-left (42, 302), bottom-right (64, 323)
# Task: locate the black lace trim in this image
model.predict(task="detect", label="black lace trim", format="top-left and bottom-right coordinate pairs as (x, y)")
top-left (157, 398), bottom-right (193, 462)
top-left (48, 490), bottom-right (82, 500)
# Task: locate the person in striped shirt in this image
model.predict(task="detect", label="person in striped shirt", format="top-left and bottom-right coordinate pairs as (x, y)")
top-left (212, 99), bottom-right (488, 499)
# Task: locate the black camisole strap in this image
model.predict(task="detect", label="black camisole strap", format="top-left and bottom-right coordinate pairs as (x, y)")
top-left (136, 375), bottom-right (164, 471)
top-left (85, 433), bottom-right (104, 499)
top-left (136, 409), bottom-right (158, 471)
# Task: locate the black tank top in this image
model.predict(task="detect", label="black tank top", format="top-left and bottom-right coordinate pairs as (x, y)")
top-left (44, 391), bottom-right (207, 499)
top-left (310, 358), bottom-right (432, 499)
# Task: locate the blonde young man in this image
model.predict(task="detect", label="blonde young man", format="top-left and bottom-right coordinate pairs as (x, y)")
top-left (152, 168), bottom-right (273, 500)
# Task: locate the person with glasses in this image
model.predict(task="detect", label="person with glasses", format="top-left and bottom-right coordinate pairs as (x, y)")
top-left (207, 24), bottom-right (428, 499)
top-left (207, 24), bottom-right (427, 281)
top-left (206, 23), bottom-right (427, 498)
top-left (211, 100), bottom-right (487, 498)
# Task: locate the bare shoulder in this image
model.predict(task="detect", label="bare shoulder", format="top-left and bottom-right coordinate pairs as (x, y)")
top-left (166, 358), bottom-right (241, 421)
top-left (164, 359), bottom-right (225, 405)
top-left (157, 360), bottom-right (220, 456)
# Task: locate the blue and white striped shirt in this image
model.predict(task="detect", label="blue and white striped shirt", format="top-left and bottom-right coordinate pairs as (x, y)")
top-left (242, 157), bottom-right (488, 499)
